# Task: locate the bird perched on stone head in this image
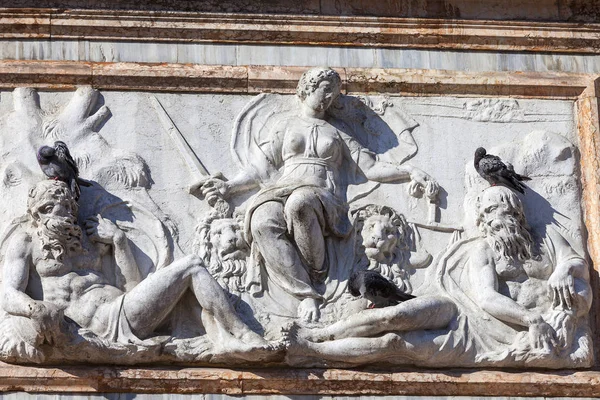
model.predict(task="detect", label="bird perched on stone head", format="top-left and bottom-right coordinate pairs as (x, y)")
top-left (348, 269), bottom-right (415, 308)
top-left (474, 147), bottom-right (531, 194)
top-left (37, 141), bottom-right (89, 200)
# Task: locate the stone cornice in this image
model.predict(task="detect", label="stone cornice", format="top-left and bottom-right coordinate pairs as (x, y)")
top-left (0, 61), bottom-right (594, 99)
top-left (1, 8), bottom-right (600, 54)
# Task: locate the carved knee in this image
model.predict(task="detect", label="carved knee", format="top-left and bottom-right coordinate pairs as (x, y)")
top-left (250, 203), bottom-right (286, 239)
top-left (285, 191), bottom-right (320, 223)
top-left (250, 213), bottom-right (269, 236)
top-left (378, 332), bottom-right (402, 349)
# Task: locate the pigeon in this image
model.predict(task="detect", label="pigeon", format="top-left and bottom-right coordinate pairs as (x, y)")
top-left (37, 141), bottom-right (89, 200)
top-left (348, 270), bottom-right (415, 309)
top-left (474, 147), bottom-right (531, 194)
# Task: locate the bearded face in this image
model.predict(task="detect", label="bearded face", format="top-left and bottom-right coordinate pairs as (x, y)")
top-left (37, 212), bottom-right (83, 261)
top-left (477, 187), bottom-right (533, 266)
top-left (28, 181), bottom-right (83, 261)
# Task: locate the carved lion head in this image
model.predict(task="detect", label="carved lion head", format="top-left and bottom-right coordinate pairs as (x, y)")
top-left (352, 204), bottom-right (410, 265)
top-left (193, 211), bottom-right (249, 293)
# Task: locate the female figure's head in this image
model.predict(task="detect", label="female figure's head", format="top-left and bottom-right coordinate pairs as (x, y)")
top-left (296, 68), bottom-right (342, 115)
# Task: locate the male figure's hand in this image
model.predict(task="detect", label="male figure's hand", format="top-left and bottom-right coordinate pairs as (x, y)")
top-left (85, 215), bottom-right (125, 245)
top-left (30, 301), bottom-right (64, 345)
top-left (548, 267), bottom-right (576, 310)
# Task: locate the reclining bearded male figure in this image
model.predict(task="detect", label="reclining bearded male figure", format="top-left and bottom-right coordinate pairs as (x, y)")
top-left (455, 186), bottom-right (592, 361)
top-left (1, 180), bottom-right (276, 362)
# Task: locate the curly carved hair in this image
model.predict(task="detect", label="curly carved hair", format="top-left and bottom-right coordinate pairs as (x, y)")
top-left (475, 186), bottom-right (534, 263)
top-left (351, 204), bottom-right (414, 293)
top-left (352, 204), bottom-right (410, 251)
top-left (192, 211), bottom-right (249, 293)
top-left (27, 180), bottom-right (83, 261)
top-left (475, 186), bottom-right (528, 231)
top-left (27, 180), bottom-right (79, 223)
top-left (296, 67), bottom-right (342, 101)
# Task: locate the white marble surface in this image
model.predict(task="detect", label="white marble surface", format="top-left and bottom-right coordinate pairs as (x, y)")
top-left (0, 65), bottom-right (592, 370)
top-left (0, 91), bottom-right (572, 252)
top-left (0, 40), bottom-right (599, 73)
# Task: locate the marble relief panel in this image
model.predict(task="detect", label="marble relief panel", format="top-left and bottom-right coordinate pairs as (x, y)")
top-left (0, 68), bottom-right (590, 369)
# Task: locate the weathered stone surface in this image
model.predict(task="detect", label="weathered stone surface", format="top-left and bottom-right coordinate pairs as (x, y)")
top-left (2, 0), bottom-right (600, 22)
top-left (1, 10), bottom-right (600, 54)
top-left (0, 62), bottom-right (595, 398)
top-left (0, 1), bottom-right (598, 398)
top-left (1, 363), bottom-right (600, 396)
top-left (575, 80), bottom-right (600, 363)
top-left (0, 67), bottom-right (594, 371)
top-left (0, 60), bottom-right (92, 88)
top-left (0, 62), bottom-right (594, 98)
top-left (92, 63), bottom-right (247, 92)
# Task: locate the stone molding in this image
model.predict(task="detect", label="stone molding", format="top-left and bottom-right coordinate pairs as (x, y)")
top-left (1, 363), bottom-right (600, 396)
top-left (1, 8), bottom-right (600, 54)
top-left (0, 61), bottom-right (594, 99)
top-left (0, 66), bottom-right (598, 396)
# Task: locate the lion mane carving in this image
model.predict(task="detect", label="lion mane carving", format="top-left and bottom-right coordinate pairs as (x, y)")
top-left (193, 211), bottom-right (250, 294)
top-left (352, 204), bottom-right (431, 294)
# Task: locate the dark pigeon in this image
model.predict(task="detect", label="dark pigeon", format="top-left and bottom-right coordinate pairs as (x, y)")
top-left (37, 141), bottom-right (89, 200)
top-left (348, 270), bottom-right (415, 309)
top-left (474, 147), bottom-right (531, 194)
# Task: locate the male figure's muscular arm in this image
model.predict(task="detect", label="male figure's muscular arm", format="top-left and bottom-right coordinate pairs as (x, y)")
top-left (2, 232), bottom-right (63, 345)
top-left (85, 216), bottom-right (141, 292)
top-left (470, 243), bottom-right (557, 350)
top-left (547, 230), bottom-right (591, 312)
top-left (472, 255), bottom-right (540, 327)
top-left (2, 232), bottom-right (38, 317)
top-left (112, 227), bottom-right (141, 292)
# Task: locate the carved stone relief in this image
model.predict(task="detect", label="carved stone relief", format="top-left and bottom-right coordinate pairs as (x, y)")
top-left (0, 67), bottom-right (591, 368)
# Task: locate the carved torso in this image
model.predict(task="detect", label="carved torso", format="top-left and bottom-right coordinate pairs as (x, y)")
top-left (280, 116), bottom-right (344, 191)
top-left (496, 245), bottom-right (554, 313)
top-left (29, 234), bottom-right (123, 329)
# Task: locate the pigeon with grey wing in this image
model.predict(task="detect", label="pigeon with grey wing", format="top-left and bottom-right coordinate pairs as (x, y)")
top-left (474, 147), bottom-right (531, 194)
top-left (348, 270), bottom-right (415, 309)
top-left (37, 141), bottom-right (90, 200)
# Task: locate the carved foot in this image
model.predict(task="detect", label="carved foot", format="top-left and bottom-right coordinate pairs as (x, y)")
top-left (281, 321), bottom-right (310, 355)
top-left (238, 329), bottom-right (271, 348)
top-left (281, 319), bottom-right (333, 343)
top-left (281, 321), bottom-right (325, 366)
top-left (213, 327), bottom-right (286, 363)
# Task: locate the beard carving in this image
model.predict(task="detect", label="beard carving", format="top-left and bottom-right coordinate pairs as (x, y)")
top-left (480, 214), bottom-right (533, 267)
top-left (35, 214), bottom-right (83, 262)
top-left (27, 180), bottom-right (83, 262)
